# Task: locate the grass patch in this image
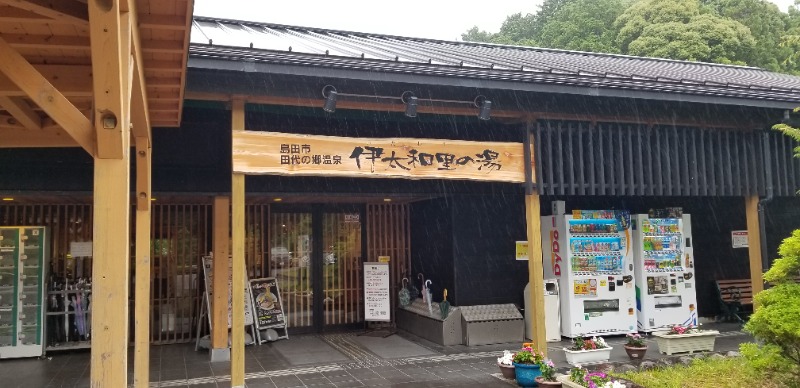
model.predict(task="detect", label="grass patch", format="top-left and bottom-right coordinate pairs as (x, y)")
top-left (612, 356), bottom-right (782, 388)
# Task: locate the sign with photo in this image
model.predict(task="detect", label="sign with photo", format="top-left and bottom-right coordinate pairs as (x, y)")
top-left (249, 277), bottom-right (285, 329)
top-left (201, 257), bottom-right (254, 327)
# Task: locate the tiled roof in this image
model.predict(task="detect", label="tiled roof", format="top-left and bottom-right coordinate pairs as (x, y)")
top-left (189, 17), bottom-right (800, 106)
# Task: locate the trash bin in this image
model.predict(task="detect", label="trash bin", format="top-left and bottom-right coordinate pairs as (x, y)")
top-left (524, 279), bottom-right (561, 342)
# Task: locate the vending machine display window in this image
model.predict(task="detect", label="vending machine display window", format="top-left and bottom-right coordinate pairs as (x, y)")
top-left (583, 299), bottom-right (620, 313)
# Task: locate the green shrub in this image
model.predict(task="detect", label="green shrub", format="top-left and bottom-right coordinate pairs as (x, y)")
top-left (741, 229), bottom-right (800, 386)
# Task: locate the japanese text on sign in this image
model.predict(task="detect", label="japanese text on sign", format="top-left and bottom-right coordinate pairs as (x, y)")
top-left (232, 132), bottom-right (528, 183)
top-left (364, 262), bottom-right (391, 322)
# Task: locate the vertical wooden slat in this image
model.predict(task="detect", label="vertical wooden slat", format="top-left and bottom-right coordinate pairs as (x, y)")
top-left (608, 124), bottom-right (616, 195)
top-left (691, 129), bottom-right (699, 196)
top-left (577, 123), bottom-right (585, 193)
top-left (546, 122), bottom-right (555, 195)
top-left (654, 127), bottom-right (663, 196)
top-left (588, 122), bottom-right (596, 195)
top-left (626, 126), bottom-right (635, 196)
top-left (566, 122), bottom-right (575, 195)
top-left (733, 131), bottom-right (741, 196)
top-left (598, 123), bottom-right (606, 195)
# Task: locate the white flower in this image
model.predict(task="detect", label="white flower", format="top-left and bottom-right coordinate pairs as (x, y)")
top-left (593, 336), bottom-right (608, 348)
top-left (498, 350), bottom-right (514, 366)
top-left (601, 381), bottom-right (626, 388)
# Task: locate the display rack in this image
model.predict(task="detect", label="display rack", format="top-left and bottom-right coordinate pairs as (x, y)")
top-left (45, 282), bottom-right (92, 352)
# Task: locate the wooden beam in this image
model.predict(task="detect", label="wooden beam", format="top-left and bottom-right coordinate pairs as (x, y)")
top-left (525, 126), bottom-right (547, 356)
top-left (91, 115), bottom-right (131, 388)
top-left (3, 33), bottom-right (90, 51)
top-left (0, 65), bottom-right (93, 97)
top-left (0, 96), bottom-right (42, 130)
top-left (140, 39), bottom-right (184, 54)
top-left (745, 195), bottom-right (764, 309)
top-left (0, 126), bottom-right (78, 147)
top-left (130, 0), bottom-right (151, 144)
top-left (138, 14), bottom-right (189, 31)
top-left (231, 98), bottom-right (246, 388)
top-left (212, 196), bottom-right (230, 353)
top-left (0, 5), bottom-right (50, 22)
top-left (184, 91), bottom-right (761, 129)
top-left (89, 0), bottom-right (126, 159)
top-left (0, 0), bottom-right (88, 24)
top-left (133, 135), bottom-right (151, 388)
top-left (0, 36), bottom-right (94, 153)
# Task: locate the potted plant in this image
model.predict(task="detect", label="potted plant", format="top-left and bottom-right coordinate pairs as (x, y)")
top-left (651, 324), bottom-right (719, 355)
top-left (535, 359), bottom-right (562, 387)
top-left (623, 332), bottom-right (647, 359)
top-left (562, 336), bottom-right (612, 366)
top-left (512, 345), bottom-right (544, 387)
top-left (497, 350), bottom-right (516, 380)
top-left (557, 367), bottom-right (627, 388)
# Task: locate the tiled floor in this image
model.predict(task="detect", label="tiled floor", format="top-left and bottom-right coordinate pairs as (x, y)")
top-left (0, 322), bottom-right (750, 388)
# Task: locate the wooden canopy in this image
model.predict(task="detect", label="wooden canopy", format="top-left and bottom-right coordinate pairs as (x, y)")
top-left (0, 0), bottom-right (192, 150)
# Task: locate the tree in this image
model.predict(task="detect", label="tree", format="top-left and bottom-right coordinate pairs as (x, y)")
top-left (537, 0), bottom-right (630, 53)
top-left (461, 26), bottom-right (496, 43)
top-left (702, 0), bottom-right (791, 72)
top-left (614, 0), bottom-right (755, 63)
top-left (741, 229), bottom-right (800, 385)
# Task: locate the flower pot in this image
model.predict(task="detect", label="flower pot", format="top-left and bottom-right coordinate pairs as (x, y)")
top-left (513, 362), bottom-right (542, 387)
top-left (624, 344), bottom-right (648, 359)
top-left (652, 330), bottom-right (719, 355)
top-left (535, 376), bottom-right (562, 387)
top-left (562, 346), bottom-right (613, 366)
top-left (498, 363), bottom-right (516, 379)
top-left (556, 375), bottom-right (583, 388)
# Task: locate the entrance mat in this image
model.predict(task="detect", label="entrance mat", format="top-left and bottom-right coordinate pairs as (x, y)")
top-left (272, 335), bottom-right (351, 365)
top-left (352, 334), bottom-right (437, 359)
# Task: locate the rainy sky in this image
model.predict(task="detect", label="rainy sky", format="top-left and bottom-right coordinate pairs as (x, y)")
top-left (194, 0), bottom-right (798, 41)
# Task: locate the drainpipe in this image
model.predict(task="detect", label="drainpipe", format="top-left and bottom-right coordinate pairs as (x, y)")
top-left (758, 130), bottom-right (774, 274)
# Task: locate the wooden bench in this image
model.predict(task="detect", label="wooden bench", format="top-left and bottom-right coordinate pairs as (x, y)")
top-left (714, 279), bottom-right (753, 323)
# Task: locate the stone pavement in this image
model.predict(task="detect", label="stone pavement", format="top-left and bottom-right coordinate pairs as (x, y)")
top-left (0, 322), bottom-right (750, 387)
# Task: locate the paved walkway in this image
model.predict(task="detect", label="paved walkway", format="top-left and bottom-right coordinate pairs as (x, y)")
top-left (0, 323), bottom-right (749, 388)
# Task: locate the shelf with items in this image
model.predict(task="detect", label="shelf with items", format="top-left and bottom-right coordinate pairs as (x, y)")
top-left (569, 237), bottom-right (622, 253)
top-left (571, 253), bottom-right (625, 275)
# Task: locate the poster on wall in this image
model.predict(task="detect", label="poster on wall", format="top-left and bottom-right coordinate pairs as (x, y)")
top-left (249, 277), bottom-right (286, 329)
top-left (515, 241), bottom-right (528, 260)
top-left (731, 231), bottom-right (748, 248)
top-left (364, 262), bottom-right (391, 322)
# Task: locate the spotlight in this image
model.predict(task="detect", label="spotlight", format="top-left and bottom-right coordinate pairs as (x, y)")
top-left (404, 95), bottom-right (418, 118)
top-left (322, 85), bottom-right (338, 113)
top-left (476, 97), bottom-right (492, 121)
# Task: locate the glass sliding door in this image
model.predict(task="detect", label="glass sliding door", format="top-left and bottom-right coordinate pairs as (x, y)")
top-left (322, 212), bottom-right (363, 326)
top-left (268, 212), bottom-right (313, 329)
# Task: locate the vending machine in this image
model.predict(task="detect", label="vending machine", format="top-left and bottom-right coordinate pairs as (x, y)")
top-left (542, 208), bottom-right (637, 338)
top-left (631, 213), bottom-right (697, 332)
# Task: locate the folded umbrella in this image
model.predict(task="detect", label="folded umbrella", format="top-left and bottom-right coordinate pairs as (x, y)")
top-left (440, 288), bottom-right (450, 319)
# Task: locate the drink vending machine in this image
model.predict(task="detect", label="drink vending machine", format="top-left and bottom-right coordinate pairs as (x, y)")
top-left (631, 213), bottom-right (698, 331)
top-left (542, 208), bottom-right (637, 338)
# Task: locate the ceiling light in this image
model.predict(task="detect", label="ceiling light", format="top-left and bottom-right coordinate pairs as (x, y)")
top-left (475, 96), bottom-right (492, 121)
top-left (383, 198), bottom-right (392, 202)
top-left (322, 85), bottom-right (338, 113)
top-left (2, 198), bottom-right (13, 201)
top-left (273, 198), bottom-right (283, 202)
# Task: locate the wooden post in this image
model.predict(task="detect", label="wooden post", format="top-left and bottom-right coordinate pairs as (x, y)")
top-left (133, 136), bottom-right (151, 388)
top-left (745, 196), bottom-right (764, 309)
top-left (231, 99), bottom-right (246, 388)
top-left (211, 196), bottom-right (231, 362)
top-left (90, 2), bottom-right (131, 387)
top-left (524, 122), bottom-right (547, 356)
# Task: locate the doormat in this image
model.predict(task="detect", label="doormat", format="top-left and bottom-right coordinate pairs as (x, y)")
top-left (352, 334), bottom-right (436, 359)
top-left (272, 335), bottom-right (350, 365)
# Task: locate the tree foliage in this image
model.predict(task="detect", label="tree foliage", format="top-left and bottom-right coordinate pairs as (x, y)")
top-left (742, 230), bottom-right (800, 386)
top-left (461, 0), bottom-right (800, 74)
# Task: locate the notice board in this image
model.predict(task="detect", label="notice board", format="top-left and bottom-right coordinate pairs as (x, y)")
top-left (249, 277), bottom-right (286, 329)
top-left (201, 256), bottom-right (254, 327)
top-left (364, 262), bottom-right (391, 322)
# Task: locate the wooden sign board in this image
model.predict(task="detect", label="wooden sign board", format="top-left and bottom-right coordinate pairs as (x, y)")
top-left (249, 277), bottom-right (286, 329)
top-left (364, 262), bottom-right (391, 322)
top-left (233, 131), bottom-right (527, 183)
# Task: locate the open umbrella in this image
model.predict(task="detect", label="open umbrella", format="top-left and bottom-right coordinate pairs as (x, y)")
top-left (440, 288), bottom-right (451, 319)
top-left (398, 278), bottom-right (411, 307)
top-left (424, 280), bottom-right (433, 315)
